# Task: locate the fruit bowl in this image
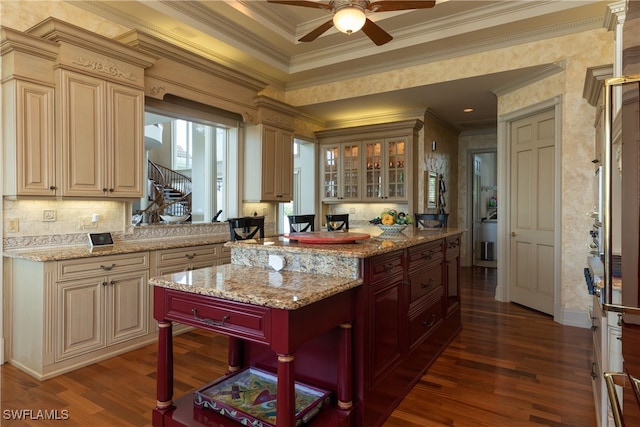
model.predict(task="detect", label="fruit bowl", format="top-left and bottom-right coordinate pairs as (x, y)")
top-left (160, 214), bottom-right (189, 223)
top-left (377, 224), bottom-right (408, 234)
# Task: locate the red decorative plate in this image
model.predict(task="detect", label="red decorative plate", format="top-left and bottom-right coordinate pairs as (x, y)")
top-left (284, 231), bottom-right (370, 244)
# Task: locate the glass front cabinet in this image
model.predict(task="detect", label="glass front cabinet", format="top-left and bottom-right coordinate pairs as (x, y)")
top-left (363, 138), bottom-right (407, 202)
top-left (321, 142), bottom-right (361, 202)
top-left (317, 120), bottom-right (422, 211)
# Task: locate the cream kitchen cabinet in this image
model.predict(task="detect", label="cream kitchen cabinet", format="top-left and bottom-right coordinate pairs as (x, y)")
top-left (5, 252), bottom-right (150, 380)
top-left (363, 137), bottom-right (408, 202)
top-left (152, 243), bottom-right (229, 276)
top-left (316, 120), bottom-right (423, 212)
top-left (244, 124), bottom-right (294, 202)
top-left (320, 141), bottom-right (361, 202)
top-left (1, 27), bottom-right (58, 197)
top-left (58, 69), bottom-right (145, 198)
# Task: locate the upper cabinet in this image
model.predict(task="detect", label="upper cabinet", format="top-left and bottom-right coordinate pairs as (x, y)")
top-left (58, 70), bottom-right (145, 198)
top-left (1, 18), bottom-right (155, 199)
top-left (317, 120), bottom-right (423, 210)
top-left (244, 96), bottom-right (298, 203)
top-left (321, 142), bottom-right (361, 202)
top-left (245, 124), bottom-right (294, 202)
top-left (363, 137), bottom-right (407, 202)
top-left (1, 28), bottom-right (58, 197)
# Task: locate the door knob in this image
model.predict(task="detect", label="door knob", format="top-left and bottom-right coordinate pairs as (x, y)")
top-left (511, 231), bottom-right (517, 237)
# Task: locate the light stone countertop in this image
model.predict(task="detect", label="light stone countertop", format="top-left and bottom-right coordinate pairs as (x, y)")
top-left (2, 234), bottom-right (229, 262)
top-left (149, 263), bottom-right (363, 310)
top-left (3, 226), bottom-right (464, 262)
top-left (228, 226), bottom-right (464, 259)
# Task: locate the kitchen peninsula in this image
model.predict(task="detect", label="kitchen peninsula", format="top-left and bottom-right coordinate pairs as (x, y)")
top-left (149, 226), bottom-right (464, 427)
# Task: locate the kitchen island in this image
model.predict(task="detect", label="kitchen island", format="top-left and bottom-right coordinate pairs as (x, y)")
top-left (149, 226), bottom-right (464, 427)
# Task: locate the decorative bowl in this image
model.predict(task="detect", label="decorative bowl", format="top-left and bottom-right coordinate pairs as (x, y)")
top-left (160, 214), bottom-right (189, 223)
top-left (377, 224), bottom-right (408, 234)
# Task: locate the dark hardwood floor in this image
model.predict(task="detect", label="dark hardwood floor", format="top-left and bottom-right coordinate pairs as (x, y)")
top-left (1, 267), bottom-right (596, 426)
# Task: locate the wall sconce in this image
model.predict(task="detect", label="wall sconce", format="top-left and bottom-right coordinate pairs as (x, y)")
top-left (431, 140), bottom-right (437, 151)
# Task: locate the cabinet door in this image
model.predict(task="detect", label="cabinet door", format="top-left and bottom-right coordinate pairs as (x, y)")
top-left (321, 144), bottom-right (340, 200)
top-left (276, 128), bottom-right (294, 201)
top-left (56, 277), bottom-right (105, 361)
top-left (370, 276), bottom-right (404, 384)
top-left (6, 80), bottom-right (56, 196)
top-left (385, 138), bottom-right (407, 201)
top-left (320, 142), bottom-right (360, 201)
top-left (107, 270), bottom-right (148, 345)
top-left (363, 138), bottom-right (407, 201)
top-left (59, 70), bottom-right (106, 197)
top-left (107, 83), bottom-right (144, 198)
top-left (445, 235), bottom-right (461, 315)
top-left (259, 126), bottom-right (293, 201)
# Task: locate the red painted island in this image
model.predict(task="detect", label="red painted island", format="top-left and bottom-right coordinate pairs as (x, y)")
top-left (149, 227), bottom-right (463, 427)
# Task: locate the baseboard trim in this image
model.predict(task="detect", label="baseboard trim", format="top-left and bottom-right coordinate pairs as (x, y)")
top-left (559, 307), bottom-right (591, 329)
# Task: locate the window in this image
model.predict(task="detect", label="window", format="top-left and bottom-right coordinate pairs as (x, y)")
top-left (136, 96), bottom-right (242, 224)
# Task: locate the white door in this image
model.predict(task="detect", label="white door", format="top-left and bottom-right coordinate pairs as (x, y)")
top-left (509, 109), bottom-right (556, 315)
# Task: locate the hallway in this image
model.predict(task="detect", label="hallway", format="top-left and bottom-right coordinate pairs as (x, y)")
top-left (1, 267), bottom-right (595, 426)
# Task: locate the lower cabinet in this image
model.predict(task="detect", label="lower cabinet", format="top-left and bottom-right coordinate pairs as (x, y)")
top-left (5, 242), bottom-right (231, 380)
top-left (358, 235), bottom-right (462, 427)
top-left (56, 269), bottom-right (149, 361)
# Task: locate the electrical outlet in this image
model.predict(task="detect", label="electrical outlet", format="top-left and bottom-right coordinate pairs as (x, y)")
top-left (349, 208), bottom-right (356, 214)
top-left (42, 209), bottom-right (56, 222)
top-left (80, 217), bottom-right (98, 229)
top-left (7, 218), bottom-right (19, 233)
top-left (262, 208), bottom-right (268, 216)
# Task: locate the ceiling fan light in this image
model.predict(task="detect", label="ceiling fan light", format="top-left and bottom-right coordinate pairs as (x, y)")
top-left (333, 6), bottom-right (366, 34)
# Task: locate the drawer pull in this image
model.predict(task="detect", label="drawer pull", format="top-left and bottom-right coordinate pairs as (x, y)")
top-left (100, 264), bottom-right (116, 271)
top-left (192, 308), bottom-right (230, 326)
top-left (421, 279), bottom-right (435, 290)
top-left (448, 241), bottom-right (459, 249)
top-left (185, 253), bottom-right (196, 260)
top-left (422, 314), bottom-right (436, 328)
top-left (383, 264), bottom-right (395, 273)
top-left (421, 252), bottom-right (433, 260)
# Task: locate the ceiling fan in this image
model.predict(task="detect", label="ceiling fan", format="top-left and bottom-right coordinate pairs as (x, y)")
top-left (267, 1), bottom-right (436, 46)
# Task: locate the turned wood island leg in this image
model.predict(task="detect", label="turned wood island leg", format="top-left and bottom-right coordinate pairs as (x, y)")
top-left (277, 354), bottom-right (296, 427)
top-left (153, 320), bottom-right (174, 424)
top-left (228, 336), bottom-right (243, 373)
top-left (338, 322), bottom-right (353, 410)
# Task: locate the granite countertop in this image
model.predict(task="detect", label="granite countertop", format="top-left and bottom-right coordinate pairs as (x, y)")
top-left (3, 226), bottom-right (464, 262)
top-left (2, 234), bottom-right (229, 262)
top-left (149, 263), bottom-right (362, 310)
top-left (227, 226), bottom-right (464, 259)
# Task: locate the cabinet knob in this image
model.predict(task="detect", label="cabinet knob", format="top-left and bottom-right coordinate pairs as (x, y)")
top-left (422, 314), bottom-right (436, 328)
top-left (49, 185), bottom-right (57, 191)
top-left (109, 188), bottom-right (114, 193)
top-left (511, 231), bottom-right (517, 237)
top-left (103, 188), bottom-right (108, 192)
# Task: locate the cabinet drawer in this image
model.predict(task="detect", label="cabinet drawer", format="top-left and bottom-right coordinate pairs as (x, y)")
top-left (163, 290), bottom-right (270, 344)
top-left (407, 241), bottom-right (443, 270)
top-left (445, 235), bottom-right (461, 258)
top-left (156, 245), bottom-right (219, 266)
top-left (408, 288), bottom-right (444, 349)
top-left (368, 252), bottom-right (404, 285)
top-left (408, 265), bottom-right (442, 304)
top-left (58, 252), bottom-right (149, 281)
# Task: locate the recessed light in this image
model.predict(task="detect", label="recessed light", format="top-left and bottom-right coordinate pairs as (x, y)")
top-left (463, 108), bottom-right (474, 113)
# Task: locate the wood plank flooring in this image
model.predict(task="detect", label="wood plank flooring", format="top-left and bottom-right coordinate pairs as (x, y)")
top-left (1, 267), bottom-right (596, 426)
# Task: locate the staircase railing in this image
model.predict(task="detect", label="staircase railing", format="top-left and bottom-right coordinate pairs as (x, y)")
top-left (140, 160), bottom-right (193, 223)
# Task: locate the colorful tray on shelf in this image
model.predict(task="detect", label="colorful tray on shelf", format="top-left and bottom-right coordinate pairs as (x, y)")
top-left (193, 367), bottom-right (331, 427)
top-left (284, 231), bottom-right (370, 244)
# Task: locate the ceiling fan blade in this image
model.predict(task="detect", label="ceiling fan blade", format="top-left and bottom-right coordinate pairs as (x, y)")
top-left (267, 0), bottom-right (332, 11)
top-left (361, 18), bottom-right (393, 46)
top-left (367, 1), bottom-right (436, 12)
top-left (298, 19), bottom-right (335, 42)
